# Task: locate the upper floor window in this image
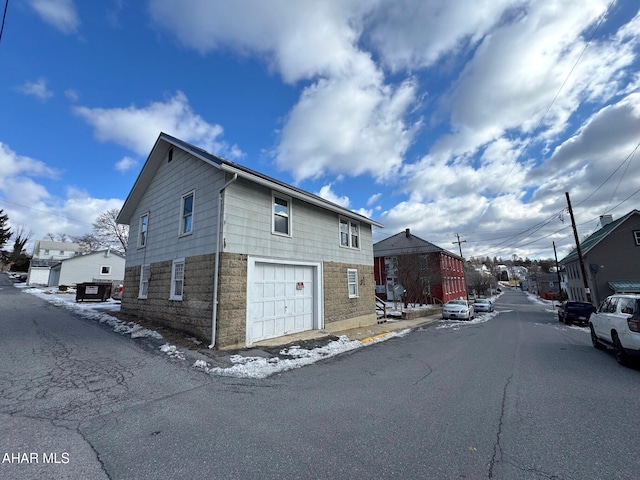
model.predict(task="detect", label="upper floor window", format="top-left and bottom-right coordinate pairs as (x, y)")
top-left (273, 194), bottom-right (291, 236)
top-left (100, 265), bottom-right (111, 275)
top-left (634, 230), bottom-right (640, 246)
top-left (180, 191), bottom-right (194, 235)
top-left (340, 218), bottom-right (360, 249)
top-left (43, 249), bottom-right (49, 255)
top-left (139, 213), bottom-right (149, 248)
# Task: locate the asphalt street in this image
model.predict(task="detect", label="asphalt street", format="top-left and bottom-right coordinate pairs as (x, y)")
top-left (1, 277), bottom-right (639, 479)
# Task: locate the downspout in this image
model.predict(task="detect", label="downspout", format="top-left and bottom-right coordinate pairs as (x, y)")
top-left (210, 173), bottom-right (238, 348)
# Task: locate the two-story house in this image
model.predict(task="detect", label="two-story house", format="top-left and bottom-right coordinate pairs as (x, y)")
top-left (116, 133), bottom-right (383, 349)
top-left (559, 210), bottom-right (640, 306)
top-left (27, 240), bottom-right (86, 286)
top-left (373, 229), bottom-right (467, 304)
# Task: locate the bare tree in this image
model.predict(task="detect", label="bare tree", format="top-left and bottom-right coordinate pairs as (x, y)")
top-left (44, 232), bottom-right (69, 242)
top-left (394, 253), bottom-right (441, 307)
top-left (71, 233), bottom-right (102, 252)
top-left (466, 269), bottom-right (494, 297)
top-left (92, 209), bottom-right (129, 253)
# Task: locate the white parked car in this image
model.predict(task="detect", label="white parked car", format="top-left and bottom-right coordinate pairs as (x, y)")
top-left (589, 294), bottom-right (640, 366)
top-left (442, 299), bottom-right (474, 320)
top-left (473, 298), bottom-right (494, 313)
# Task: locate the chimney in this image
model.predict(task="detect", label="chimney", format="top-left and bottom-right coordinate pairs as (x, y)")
top-left (405, 228), bottom-right (411, 237)
top-left (599, 215), bottom-right (613, 228)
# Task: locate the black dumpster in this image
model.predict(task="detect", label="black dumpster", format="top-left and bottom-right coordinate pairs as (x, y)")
top-left (76, 283), bottom-right (112, 302)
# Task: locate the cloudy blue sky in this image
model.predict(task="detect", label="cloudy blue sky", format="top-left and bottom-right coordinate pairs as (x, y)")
top-left (1, 0), bottom-right (639, 260)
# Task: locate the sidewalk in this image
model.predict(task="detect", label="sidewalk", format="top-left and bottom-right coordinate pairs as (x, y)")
top-left (248, 312), bottom-right (443, 348)
top-left (193, 312), bottom-right (444, 371)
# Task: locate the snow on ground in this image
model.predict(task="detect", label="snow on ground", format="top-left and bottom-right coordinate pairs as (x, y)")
top-left (436, 311), bottom-right (500, 330)
top-left (193, 330), bottom-right (412, 379)
top-left (17, 284), bottom-right (414, 379)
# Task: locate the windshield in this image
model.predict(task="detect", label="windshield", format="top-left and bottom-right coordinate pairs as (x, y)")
top-left (448, 300), bottom-right (467, 305)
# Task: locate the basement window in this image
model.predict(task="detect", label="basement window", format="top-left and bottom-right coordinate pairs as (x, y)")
top-left (347, 269), bottom-right (359, 298)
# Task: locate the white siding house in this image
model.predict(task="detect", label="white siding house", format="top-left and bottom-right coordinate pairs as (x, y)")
top-left (27, 240), bottom-right (86, 286)
top-left (117, 133), bottom-right (383, 349)
top-left (49, 250), bottom-right (125, 287)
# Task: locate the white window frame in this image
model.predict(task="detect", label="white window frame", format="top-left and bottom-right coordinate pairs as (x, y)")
top-left (272, 193), bottom-right (292, 236)
top-left (100, 265), bottom-right (111, 275)
top-left (170, 259), bottom-right (185, 300)
top-left (138, 264), bottom-right (150, 299)
top-left (179, 191), bottom-right (195, 236)
top-left (340, 217), bottom-right (360, 249)
top-left (634, 230), bottom-right (640, 246)
top-left (138, 212), bottom-right (149, 248)
top-left (347, 268), bottom-right (359, 298)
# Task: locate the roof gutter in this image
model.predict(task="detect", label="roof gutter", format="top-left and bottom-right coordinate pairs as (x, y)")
top-left (210, 173), bottom-right (238, 349)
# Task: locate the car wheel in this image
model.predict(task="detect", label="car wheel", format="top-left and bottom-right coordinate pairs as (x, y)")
top-left (558, 313), bottom-right (563, 322)
top-left (590, 325), bottom-right (606, 350)
top-left (612, 333), bottom-right (631, 366)
top-left (563, 317), bottom-right (572, 326)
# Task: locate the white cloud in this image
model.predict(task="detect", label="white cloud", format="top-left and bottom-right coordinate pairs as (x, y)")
top-left (149, 0), bottom-right (369, 83)
top-left (433, 0), bottom-right (624, 158)
top-left (367, 193), bottom-right (382, 206)
top-left (365, 0), bottom-right (516, 72)
top-left (316, 184), bottom-right (350, 208)
top-left (0, 143), bottom-right (58, 187)
top-left (73, 91), bottom-right (243, 159)
top-left (353, 207), bottom-right (373, 218)
top-left (277, 76), bottom-right (419, 181)
top-left (115, 156), bottom-right (138, 173)
top-left (121, 2), bottom-right (640, 259)
top-left (18, 78), bottom-right (53, 100)
top-left (149, 0), bottom-right (421, 182)
top-left (64, 89), bottom-right (80, 102)
top-left (29, 0), bottom-right (80, 34)
top-left (0, 143), bottom-right (119, 245)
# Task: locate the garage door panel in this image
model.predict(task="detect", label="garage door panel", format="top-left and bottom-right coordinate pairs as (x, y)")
top-left (250, 262), bottom-right (316, 343)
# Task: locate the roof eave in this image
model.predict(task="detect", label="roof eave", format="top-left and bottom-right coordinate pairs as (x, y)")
top-left (220, 163), bottom-right (384, 228)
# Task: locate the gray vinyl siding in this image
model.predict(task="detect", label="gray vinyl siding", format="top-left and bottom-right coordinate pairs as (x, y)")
top-left (124, 148), bottom-right (225, 267)
top-left (222, 178), bottom-right (374, 265)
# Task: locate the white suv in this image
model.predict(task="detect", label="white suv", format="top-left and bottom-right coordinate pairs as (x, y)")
top-left (589, 294), bottom-right (640, 366)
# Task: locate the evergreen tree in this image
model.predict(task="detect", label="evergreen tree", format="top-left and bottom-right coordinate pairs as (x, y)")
top-left (0, 209), bottom-right (11, 250)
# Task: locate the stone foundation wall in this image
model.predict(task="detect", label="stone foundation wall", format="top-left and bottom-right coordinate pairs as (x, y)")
top-left (215, 253), bottom-right (248, 349)
top-left (323, 262), bottom-right (376, 328)
top-left (120, 253), bottom-right (216, 342)
top-left (120, 255), bottom-right (377, 349)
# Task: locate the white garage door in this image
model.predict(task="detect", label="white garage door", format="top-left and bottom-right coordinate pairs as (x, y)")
top-left (249, 262), bottom-right (315, 343)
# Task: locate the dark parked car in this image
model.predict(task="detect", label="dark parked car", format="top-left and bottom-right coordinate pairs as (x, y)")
top-left (558, 301), bottom-right (596, 325)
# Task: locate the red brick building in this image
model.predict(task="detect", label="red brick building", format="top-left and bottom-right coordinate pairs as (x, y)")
top-left (373, 229), bottom-right (467, 304)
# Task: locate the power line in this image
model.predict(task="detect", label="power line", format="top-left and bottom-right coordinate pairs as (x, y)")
top-left (0, 198), bottom-right (94, 228)
top-left (0, 0), bottom-right (8, 46)
top-left (469, 1), bottom-right (614, 236)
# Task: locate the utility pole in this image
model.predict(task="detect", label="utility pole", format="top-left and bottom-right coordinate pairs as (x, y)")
top-left (565, 191), bottom-right (592, 304)
top-left (553, 241), bottom-right (563, 305)
top-left (453, 233), bottom-right (469, 301)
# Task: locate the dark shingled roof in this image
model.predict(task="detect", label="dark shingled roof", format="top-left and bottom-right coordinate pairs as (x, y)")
top-left (373, 230), bottom-right (461, 259)
top-left (561, 210), bottom-right (640, 263)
